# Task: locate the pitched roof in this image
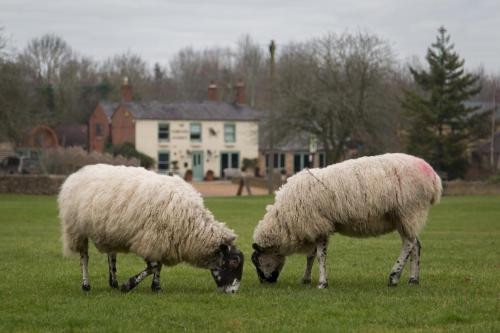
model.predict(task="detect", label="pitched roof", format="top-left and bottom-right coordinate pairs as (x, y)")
top-left (116, 101), bottom-right (263, 121)
top-left (98, 102), bottom-right (119, 121)
top-left (55, 124), bottom-right (88, 147)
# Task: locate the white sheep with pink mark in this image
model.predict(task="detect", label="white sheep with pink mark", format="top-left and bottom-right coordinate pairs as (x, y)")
top-left (251, 153), bottom-right (442, 288)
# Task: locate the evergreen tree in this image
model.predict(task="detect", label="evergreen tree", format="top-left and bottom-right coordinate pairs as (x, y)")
top-left (403, 27), bottom-right (482, 179)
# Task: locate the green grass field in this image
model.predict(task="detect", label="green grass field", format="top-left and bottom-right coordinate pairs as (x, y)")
top-left (0, 194), bottom-right (498, 332)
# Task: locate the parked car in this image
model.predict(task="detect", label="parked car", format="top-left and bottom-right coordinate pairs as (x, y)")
top-left (0, 156), bottom-right (41, 174)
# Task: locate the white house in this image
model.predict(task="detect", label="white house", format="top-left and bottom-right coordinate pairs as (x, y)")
top-left (88, 81), bottom-right (263, 180)
top-left (134, 101), bottom-right (261, 180)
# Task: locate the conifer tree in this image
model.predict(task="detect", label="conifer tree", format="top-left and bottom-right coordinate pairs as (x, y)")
top-left (403, 27), bottom-right (481, 179)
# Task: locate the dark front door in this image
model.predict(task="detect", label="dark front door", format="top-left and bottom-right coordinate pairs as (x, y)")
top-left (220, 152), bottom-right (240, 177)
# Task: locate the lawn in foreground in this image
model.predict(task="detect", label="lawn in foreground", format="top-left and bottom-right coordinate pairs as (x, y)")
top-left (0, 194), bottom-right (498, 332)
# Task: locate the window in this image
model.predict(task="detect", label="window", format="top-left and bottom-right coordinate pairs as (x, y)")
top-left (265, 153), bottom-right (285, 172)
top-left (158, 123), bottom-right (169, 141)
top-left (95, 123), bottom-right (102, 136)
top-left (319, 152), bottom-right (326, 167)
top-left (158, 152), bottom-right (169, 173)
top-left (294, 153), bottom-right (311, 173)
top-left (190, 123), bottom-right (202, 141)
top-left (224, 123), bottom-right (236, 143)
top-left (220, 152), bottom-right (240, 177)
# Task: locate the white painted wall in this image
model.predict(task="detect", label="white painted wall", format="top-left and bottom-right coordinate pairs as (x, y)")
top-left (135, 120), bottom-right (259, 178)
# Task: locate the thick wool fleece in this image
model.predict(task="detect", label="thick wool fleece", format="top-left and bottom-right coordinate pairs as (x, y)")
top-left (253, 153), bottom-right (442, 255)
top-left (59, 164), bottom-right (236, 267)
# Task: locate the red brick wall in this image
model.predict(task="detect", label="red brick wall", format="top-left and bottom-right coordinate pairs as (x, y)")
top-left (25, 125), bottom-right (59, 148)
top-left (208, 82), bottom-right (218, 101)
top-left (111, 106), bottom-right (135, 146)
top-left (88, 105), bottom-right (110, 152)
top-left (235, 81), bottom-right (245, 104)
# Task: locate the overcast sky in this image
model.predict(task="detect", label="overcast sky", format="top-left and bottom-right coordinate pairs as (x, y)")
top-left (1, 0), bottom-right (499, 72)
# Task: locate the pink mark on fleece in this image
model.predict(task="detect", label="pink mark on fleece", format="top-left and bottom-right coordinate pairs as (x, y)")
top-left (416, 158), bottom-right (435, 178)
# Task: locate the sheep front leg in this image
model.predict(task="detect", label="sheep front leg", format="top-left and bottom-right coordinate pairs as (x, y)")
top-left (151, 263), bottom-right (162, 292)
top-left (120, 261), bottom-right (159, 293)
top-left (316, 237), bottom-right (329, 289)
top-left (80, 249), bottom-right (90, 291)
top-left (408, 239), bottom-right (421, 285)
top-left (302, 248), bottom-right (316, 284)
top-left (107, 253), bottom-right (118, 289)
top-left (388, 237), bottom-right (416, 287)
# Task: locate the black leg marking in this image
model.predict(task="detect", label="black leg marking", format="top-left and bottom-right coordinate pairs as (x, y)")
top-left (409, 239), bottom-right (421, 285)
top-left (108, 253), bottom-right (119, 289)
top-left (151, 263), bottom-right (162, 292)
top-left (316, 237), bottom-right (329, 289)
top-left (120, 261), bottom-right (159, 293)
top-left (388, 237), bottom-right (416, 287)
top-left (302, 248), bottom-right (316, 284)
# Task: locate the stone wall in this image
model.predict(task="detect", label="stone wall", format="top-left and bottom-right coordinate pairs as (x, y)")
top-left (238, 177), bottom-right (500, 196)
top-left (443, 180), bottom-right (500, 195)
top-left (0, 175), bottom-right (66, 195)
top-left (2, 175), bottom-right (500, 196)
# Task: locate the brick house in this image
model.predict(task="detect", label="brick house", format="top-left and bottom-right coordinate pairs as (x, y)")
top-left (466, 101), bottom-right (500, 177)
top-left (24, 125), bottom-right (59, 149)
top-left (88, 102), bottom-right (116, 152)
top-left (55, 124), bottom-right (88, 148)
top-left (258, 132), bottom-right (328, 177)
top-left (89, 80), bottom-right (262, 180)
top-left (111, 104), bottom-right (135, 146)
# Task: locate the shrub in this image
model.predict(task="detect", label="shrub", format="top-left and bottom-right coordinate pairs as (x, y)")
top-left (488, 174), bottom-right (500, 183)
top-left (40, 147), bottom-right (139, 175)
top-left (242, 158), bottom-right (258, 171)
top-left (109, 143), bottom-right (155, 169)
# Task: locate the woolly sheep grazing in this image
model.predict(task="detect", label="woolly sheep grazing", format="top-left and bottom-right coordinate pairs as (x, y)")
top-left (59, 164), bottom-right (244, 293)
top-left (251, 153), bottom-right (442, 288)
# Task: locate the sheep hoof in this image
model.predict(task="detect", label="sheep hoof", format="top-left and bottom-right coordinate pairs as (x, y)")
top-left (388, 273), bottom-right (399, 287)
top-left (109, 280), bottom-right (119, 289)
top-left (120, 284), bottom-right (131, 293)
top-left (151, 285), bottom-right (162, 293)
top-left (408, 277), bottom-right (419, 285)
top-left (317, 282), bottom-right (328, 289)
top-left (81, 284), bottom-right (91, 292)
top-left (302, 278), bottom-right (311, 284)
top-left (388, 280), bottom-right (398, 287)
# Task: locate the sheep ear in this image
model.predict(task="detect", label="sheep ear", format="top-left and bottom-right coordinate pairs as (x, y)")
top-left (252, 243), bottom-right (264, 252)
top-left (219, 244), bottom-right (230, 255)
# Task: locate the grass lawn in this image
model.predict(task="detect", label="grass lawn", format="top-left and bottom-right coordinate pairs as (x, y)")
top-left (0, 194), bottom-right (498, 332)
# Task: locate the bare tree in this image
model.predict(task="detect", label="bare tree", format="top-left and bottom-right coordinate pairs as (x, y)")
top-left (234, 35), bottom-right (265, 107)
top-left (275, 32), bottom-right (398, 163)
top-left (169, 46), bottom-right (234, 101)
top-left (100, 51), bottom-right (150, 100)
top-left (0, 27), bottom-right (9, 60)
top-left (19, 34), bottom-right (73, 85)
top-left (0, 60), bottom-right (39, 142)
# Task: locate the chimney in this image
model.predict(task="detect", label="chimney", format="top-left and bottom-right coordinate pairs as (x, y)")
top-left (235, 80), bottom-right (245, 104)
top-left (121, 77), bottom-right (133, 102)
top-left (208, 81), bottom-right (218, 102)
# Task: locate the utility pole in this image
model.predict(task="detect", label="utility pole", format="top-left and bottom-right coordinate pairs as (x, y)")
top-left (491, 80), bottom-right (497, 170)
top-left (267, 40), bottom-right (276, 195)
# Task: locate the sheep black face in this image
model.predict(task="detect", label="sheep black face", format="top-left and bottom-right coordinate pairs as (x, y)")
top-left (251, 243), bottom-right (285, 283)
top-left (211, 244), bottom-right (244, 293)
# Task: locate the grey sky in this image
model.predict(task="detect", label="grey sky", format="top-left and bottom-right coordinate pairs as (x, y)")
top-left (1, 0), bottom-right (499, 72)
